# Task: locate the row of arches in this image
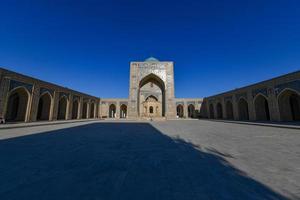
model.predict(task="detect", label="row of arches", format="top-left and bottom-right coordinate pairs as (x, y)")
top-left (176, 104), bottom-right (196, 118)
top-left (208, 89), bottom-right (300, 121)
top-left (5, 87), bottom-right (97, 122)
top-left (108, 104), bottom-right (127, 118)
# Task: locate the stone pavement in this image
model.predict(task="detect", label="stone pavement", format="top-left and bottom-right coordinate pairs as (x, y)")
top-left (202, 119), bottom-right (300, 130)
top-left (0, 120), bottom-right (299, 199)
top-left (0, 119), bottom-right (99, 130)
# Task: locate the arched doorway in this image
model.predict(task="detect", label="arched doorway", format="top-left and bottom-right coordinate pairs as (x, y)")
top-left (225, 101), bottom-right (234, 120)
top-left (254, 94), bottom-right (270, 121)
top-left (216, 103), bottom-right (223, 119)
top-left (238, 98), bottom-right (249, 120)
top-left (72, 100), bottom-right (79, 119)
top-left (57, 96), bottom-right (67, 120)
top-left (177, 104), bottom-right (184, 118)
top-left (120, 104), bottom-right (127, 118)
top-left (188, 104), bottom-right (195, 118)
top-left (149, 106), bottom-right (153, 113)
top-left (5, 87), bottom-right (30, 122)
top-left (209, 104), bottom-right (215, 119)
top-left (90, 103), bottom-right (95, 118)
top-left (278, 89), bottom-right (300, 121)
top-left (142, 95), bottom-right (161, 117)
top-left (109, 104), bottom-right (116, 118)
top-left (82, 102), bottom-right (88, 119)
top-left (37, 92), bottom-right (52, 121)
top-left (138, 74), bottom-right (165, 117)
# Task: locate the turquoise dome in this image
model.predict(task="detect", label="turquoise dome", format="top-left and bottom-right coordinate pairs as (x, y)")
top-left (145, 57), bottom-right (159, 62)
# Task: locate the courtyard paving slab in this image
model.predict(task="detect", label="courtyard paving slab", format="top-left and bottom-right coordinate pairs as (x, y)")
top-left (0, 120), bottom-right (299, 199)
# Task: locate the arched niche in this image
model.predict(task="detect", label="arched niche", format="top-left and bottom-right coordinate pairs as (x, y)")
top-left (37, 92), bottom-right (52, 121)
top-left (138, 74), bottom-right (165, 117)
top-left (5, 87), bottom-right (30, 122)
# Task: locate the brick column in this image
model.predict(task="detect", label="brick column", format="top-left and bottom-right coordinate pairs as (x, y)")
top-left (222, 99), bottom-right (226, 119)
top-left (87, 100), bottom-right (90, 119)
top-left (78, 97), bottom-right (83, 119)
top-left (66, 94), bottom-right (73, 120)
top-left (247, 90), bottom-right (255, 120)
top-left (49, 93), bottom-right (55, 121)
top-left (232, 95), bottom-right (239, 120)
top-left (29, 84), bottom-right (40, 122)
top-left (268, 88), bottom-right (281, 121)
top-left (51, 91), bottom-right (59, 121)
top-left (184, 102), bottom-right (188, 118)
top-left (116, 101), bottom-right (120, 119)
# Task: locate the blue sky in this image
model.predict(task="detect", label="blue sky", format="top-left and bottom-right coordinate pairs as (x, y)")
top-left (0, 0), bottom-right (299, 98)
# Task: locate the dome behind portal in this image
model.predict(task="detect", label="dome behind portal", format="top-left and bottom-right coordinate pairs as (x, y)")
top-left (145, 57), bottom-right (159, 62)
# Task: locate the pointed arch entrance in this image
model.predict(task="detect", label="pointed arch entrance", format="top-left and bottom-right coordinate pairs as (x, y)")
top-left (120, 104), bottom-right (127, 118)
top-left (141, 95), bottom-right (161, 117)
top-left (278, 89), bottom-right (300, 121)
top-left (254, 94), bottom-right (270, 121)
top-left (72, 99), bottom-right (79, 119)
top-left (5, 87), bottom-right (30, 122)
top-left (209, 104), bottom-right (215, 119)
top-left (225, 101), bottom-right (234, 120)
top-left (90, 102), bottom-right (95, 118)
top-left (57, 96), bottom-right (67, 120)
top-left (109, 104), bottom-right (116, 118)
top-left (37, 92), bottom-right (52, 121)
top-left (188, 104), bottom-right (195, 118)
top-left (216, 103), bottom-right (223, 119)
top-left (82, 102), bottom-right (88, 119)
top-left (176, 104), bottom-right (184, 118)
top-left (138, 74), bottom-right (165, 118)
top-left (238, 98), bottom-right (249, 120)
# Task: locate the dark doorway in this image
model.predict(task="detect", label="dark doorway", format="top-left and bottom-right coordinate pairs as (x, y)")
top-left (5, 87), bottom-right (29, 122)
top-left (238, 98), bottom-right (249, 120)
top-left (254, 95), bottom-right (270, 121)
top-left (57, 97), bottom-right (67, 120)
top-left (37, 93), bottom-right (51, 121)
top-left (225, 101), bottom-right (234, 120)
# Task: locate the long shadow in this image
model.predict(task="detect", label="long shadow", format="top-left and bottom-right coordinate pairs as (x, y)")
top-left (0, 123), bottom-right (289, 200)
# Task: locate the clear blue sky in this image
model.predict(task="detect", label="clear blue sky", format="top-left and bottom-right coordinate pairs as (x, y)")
top-left (0, 0), bottom-right (299, 98)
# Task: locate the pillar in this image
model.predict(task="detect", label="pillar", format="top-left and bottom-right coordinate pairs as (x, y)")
top-left (268, 88), bottom-right (281, 121)
top-left (184, 102), bottom-right (188, 118)
top-left (247, 90), bottom-right (255, 121)
top-left (116, 101), bottom-right (120, 118)
top-left (51, 91), bottom-right (59, 121)
top-left (78, 96), bottom-right (83, 119)
top-left (28, 84), bottom-right (40, 122)
top-left (66, 94), bottom-right (73, 120)
top-left (232, 95), bottom-right (239, 120)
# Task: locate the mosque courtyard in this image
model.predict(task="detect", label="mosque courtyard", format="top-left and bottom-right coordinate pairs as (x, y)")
top-left (0, 120), bottom-right (299, 200)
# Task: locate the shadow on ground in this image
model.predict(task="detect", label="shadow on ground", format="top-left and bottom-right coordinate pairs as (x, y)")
top-left (0, 123), bottom-right (289, 200)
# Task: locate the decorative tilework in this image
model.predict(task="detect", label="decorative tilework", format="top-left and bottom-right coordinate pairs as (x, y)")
top-left (224, 96), bottom-right (233, 102)
top-left (40, 87), bottom-right (54, 96)
top-left (9, 80), bottom-right (33, 93)
top-left (275, 80), bottom-right (300, 96)
top-left (252, 88), bottom-right (268, 98)
top-left (59, 92), bottom-right (69, 100)
top-left (235, 92), bottom-right (247, 101)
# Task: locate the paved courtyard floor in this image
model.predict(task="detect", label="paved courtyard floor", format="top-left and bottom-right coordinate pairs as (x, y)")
top-left (0, 120), bottom-right (299, 200)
